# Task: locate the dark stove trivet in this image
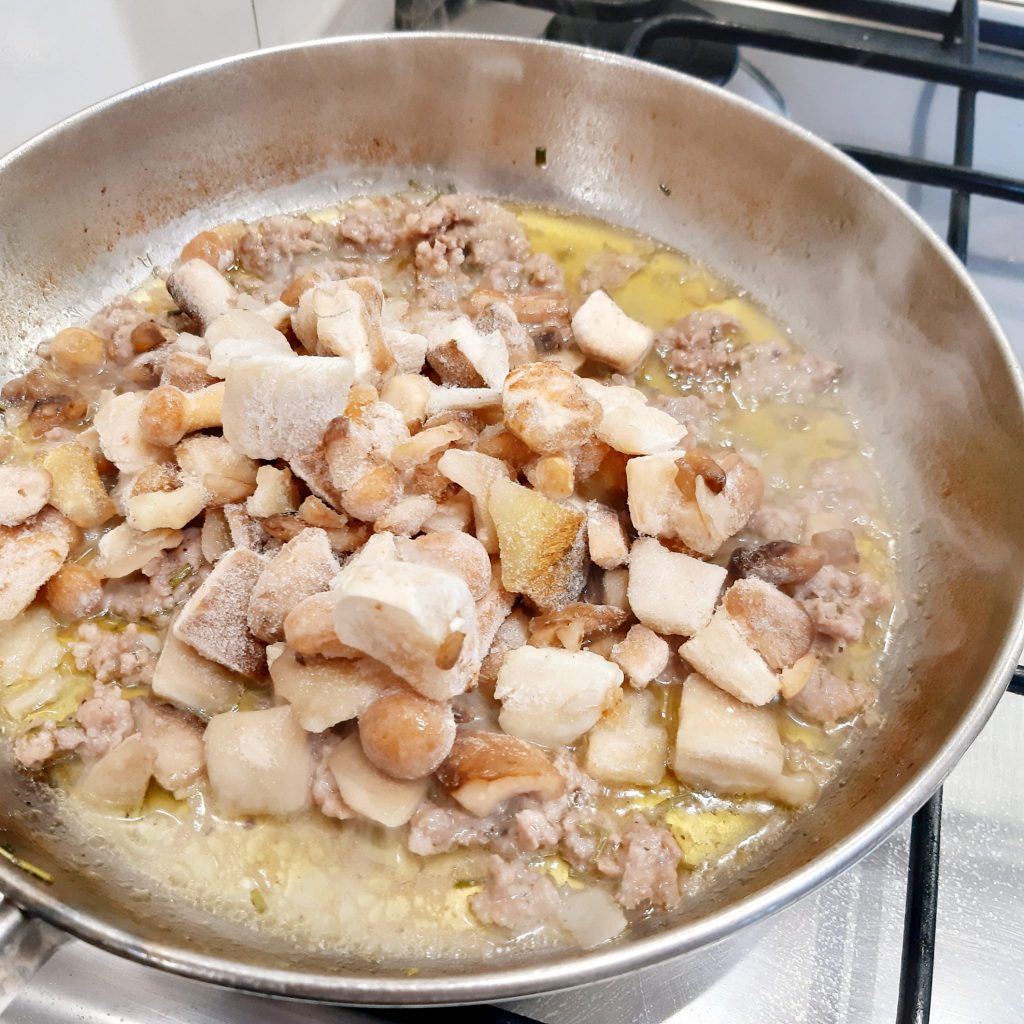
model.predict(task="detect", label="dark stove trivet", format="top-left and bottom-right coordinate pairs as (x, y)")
top-left (543, 1), bottom-right (739, 86)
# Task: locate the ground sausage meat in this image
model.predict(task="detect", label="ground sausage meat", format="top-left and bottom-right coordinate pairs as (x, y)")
top-left (13, 720), bottom-right (86, 769)
top-left (730, 342), bottom-right (840, 407)
top-left (470, 855), bottom-right (561, 932)
top-left (616, 818), bottom-right (683, 910)
top-left (657, 310), bottom-right (739, 376)
top-left (74, 683), bottom-right (136, 759)
top-left (792, 565), bottom-right (891, 643)
top-left (71, 624), bottom-right (158, 687)
top-left (788, 666), bottom-right (875, 725)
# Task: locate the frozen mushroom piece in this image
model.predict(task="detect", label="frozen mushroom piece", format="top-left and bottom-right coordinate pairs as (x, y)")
top-left (246, 528), bottom-right (338, 643)
top-left (166, 258), bottom-right (240, 330)
top-left (585, 688), bottom-right (667, 787)
top-left (138, 383), bottom-right (224, 448)
top-left (425, 315), bottom-right (510, 389)
top-left (488, 476), bottom-right (588, 611)
top-left (94, 391), bottom-right (168, 474)
top-left (333, 559), bottom-right (479, 700)
top-left (0, 466), bottom-right (51, 527)
top-left (93, 523), bottom-right (182, 579)
top-left (40, 444), bottom-right (116, 529)
top-left (283, 590), bottom-right (360, 660)
top-left (502, 361), bottom-right (600, 455)
top-left (437, 731), bottom-right (565, 817)
top-left (396, 530), bottom-right (492, 601)
top-left (173, 547), bottom-right (268, 676)
top-left (269, 645), bottom-right (395, 732)
top-left (627, 537), bottom-right (726, 637)
top-left (679, 606), bottom-right (780, 706)
top-left (151, 630), bottom-right (244, 716)
top-left (221, 356), bottom-right (353, 461)
top-left (203, 310), bottom-right (295, 377)
top-left (204, 705), bottom-right (311, 816)
top-left (723, 577), bottom-right (815, 671)
top-left (134, 702), bottom-right (205, 796)
top-left (585, 502), bottom-right (630, 570)
top-left (436, 447), bottom-right (511, 552)
top-left (76, 734), bottom-right (155, 811)
top-left (494, 645), bottom-right (623, 748)
top-left (673, 674), bottom-right (784, 796)
top-left (571, 289), bottom-right (654, 373)
top-left (611, 624), bottom-right (670, 688)
top-left (327, 733), bottom-right (428, 828)
top-left (580, 379), bottom-right (686, 455)
top-left (126, 482), bottom-right (207, 532)
top-left (0, 530), bottom-right (69, 622)
top-left (558, 889), bottom-right (628, 949)
top-left (176, 435), bottom-right (258, 506)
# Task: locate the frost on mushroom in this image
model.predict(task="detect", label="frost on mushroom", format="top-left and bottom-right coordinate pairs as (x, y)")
top-left (571, 290), bottom-right (654, 374)
top-left (332, 558), bottom-right (479, 700)
top-left (204, 705), bottom-right (311, 816)
top-left (494, 645), bottom-right (623, 748)
top-left (221, 356), bottom-right (354, 461)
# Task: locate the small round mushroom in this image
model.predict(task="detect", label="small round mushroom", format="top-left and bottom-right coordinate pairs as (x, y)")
top-left (44, 563), bottom-right (105, 620)
top-left (49, 327), bottom-right (106, 376)
top-left (358, 689), bottom-right (456, 780)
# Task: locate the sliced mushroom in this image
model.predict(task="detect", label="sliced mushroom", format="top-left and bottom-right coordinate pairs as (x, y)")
top-left (436, 731), bottom-right (565, 817)
top-left (729, 540), bottom-right (825, 587)
top-left (269, 646), bottom-right (395, 732)
top-left (326, 733), bottom-right (428, 828)
top-left (151, 629), bottom-right (244, 717)
top-left (528, 602), bottom-right (627, 651)
top-left (494, 645), bottom-right (623, 748)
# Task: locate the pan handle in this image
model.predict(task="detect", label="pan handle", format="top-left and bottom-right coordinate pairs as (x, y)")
top-left (0, 899), bottom-right (68, 1013)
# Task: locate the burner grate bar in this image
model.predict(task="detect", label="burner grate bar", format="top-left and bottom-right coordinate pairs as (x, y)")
top-left (839, 147), bottom-right (1024, 204)
top-left (622, 3), bottom-right (1024, 98)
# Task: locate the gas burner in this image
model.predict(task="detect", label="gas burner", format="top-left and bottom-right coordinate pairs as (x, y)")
top-left (544, 1), bottom-right (739, 86)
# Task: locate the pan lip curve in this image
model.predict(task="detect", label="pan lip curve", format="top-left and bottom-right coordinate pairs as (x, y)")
top-left (1, 30), bottom-right (1023, 1005)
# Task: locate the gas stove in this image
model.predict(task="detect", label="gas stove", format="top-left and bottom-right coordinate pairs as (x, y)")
top-left (1, 3), bottom-right (1022, 1022)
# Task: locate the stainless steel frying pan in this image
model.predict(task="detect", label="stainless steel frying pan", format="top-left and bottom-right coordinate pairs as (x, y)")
top-left (1, 33), bottom-right (1023, 1007)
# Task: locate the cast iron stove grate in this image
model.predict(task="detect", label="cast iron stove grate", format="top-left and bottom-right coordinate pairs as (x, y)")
top-left (392, 3), bottom-right (1024, 1021)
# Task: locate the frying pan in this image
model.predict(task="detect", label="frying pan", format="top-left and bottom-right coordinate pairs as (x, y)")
top-left (1, 33), bottom-right (1023, 1007)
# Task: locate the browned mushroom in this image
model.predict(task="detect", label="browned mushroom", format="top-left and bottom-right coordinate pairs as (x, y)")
top-left (729, 540), bottom-right (826, 587)
top-left (358, 690), bottom-right (456, 780)
top-left (436, 731), bottom-right (565, 816)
